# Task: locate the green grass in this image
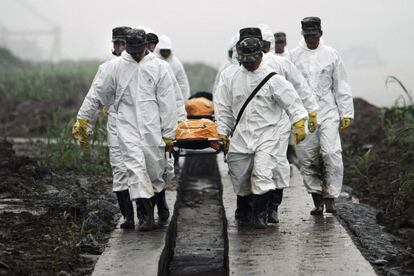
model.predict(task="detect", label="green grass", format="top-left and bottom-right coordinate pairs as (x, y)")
top-left (350, 76), bottom-right (414, 212)
top-left (0, 61), bottom-right (99, 102)
top-left (350, 148), bottom-right (375, 187)
top-left (395, 170), bottom-right (414, 210)
top-left (40, 111), bottom-right (110, 173)
top-left (381, 76), bottom-right (414, 142)
top-left (386, 75), bottom-right (414, 107)
top-left (385, 77), bottom-right (414, 211)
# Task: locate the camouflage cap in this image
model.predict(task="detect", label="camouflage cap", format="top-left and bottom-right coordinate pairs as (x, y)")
top-left (126, 28), bottom-right (147, 54)
top-left (112, 26), bottom-right (132, 42)
top-left (301, 17), bottom-right (322, 35)
top-left (274, 32), bottom-right (286, 42)
top-left (238, 27), bottom-right (263, 42)
top-left (146, 33), bottom-right (159, 44)
top-left (236, 37), bottom-right (262, 62)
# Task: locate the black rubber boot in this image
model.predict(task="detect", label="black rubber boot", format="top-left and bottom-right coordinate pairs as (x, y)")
top-left (116, 191), bottom-right (127, 218)
top-left (324, 198), bottom-right (337, 214)
top-left (268, 189), bottom-right (283, 223)
top-left (310, 193), bottom-right (324, 216)
top-left (136, 200), bottom-right (144, 227)
top-left (252, 192), bottom-right (270, 229)
top-left (235, 196), bottom-right (244, 221)
top-left (245, 195), bottom-right (253, 223)
top-left (137, 197), bottom-right (155, 232)
top-left (155, 190), bottom-right (170, 224)
top-left (235, 195), bottom-right (252, 226)
top-left (116, 190), bottom-right (135, 229)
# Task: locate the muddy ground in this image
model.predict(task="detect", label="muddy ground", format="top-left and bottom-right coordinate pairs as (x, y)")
top-left (0, 98), bottom-right (79, 138)
top-left (0, 140), bottom-right (118, 275)
top-left (341, 98), bottom-right (414, 275)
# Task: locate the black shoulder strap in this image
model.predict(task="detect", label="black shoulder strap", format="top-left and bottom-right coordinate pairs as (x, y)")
top-left (231, 72), bottom-right (277, 137)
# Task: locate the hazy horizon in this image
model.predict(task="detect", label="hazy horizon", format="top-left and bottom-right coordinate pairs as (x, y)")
top-left (1, 0), bottom-right (413, 107)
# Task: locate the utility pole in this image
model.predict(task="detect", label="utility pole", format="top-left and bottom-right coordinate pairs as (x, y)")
top-left (0, 0), bottom-right (62, 61)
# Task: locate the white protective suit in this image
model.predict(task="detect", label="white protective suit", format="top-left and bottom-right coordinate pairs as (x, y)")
top-left (163, 63), bottom-right (186, 187)
top-left (126, 32), bottom-right (186, 190)
top-left (78, 51), bottom-right (177, 199)
top-left (85, 53), bottom-right (117, 135)
top-left (78, 53), bottom-right (185, 193)
top-left (263, 52), bottom-right (319, 189)
top-left (259, 24), bottom-right (319, 190)
top-left (276, 48), bottom-right (291, 60)
top-left (156, 35), bottom-right (191, 100)
top-left (212, 35), bottom-right (239, 94)
top-left (214, 60), bottom-right (308, 196)
top-left (155, 35), bottom-right (187, 187)
top-left (258, 24), bottom-right (275, 53)
top-left (78, 54), bottom-right (130, 193)
top-left (291, 38), bottom-right (354, 198)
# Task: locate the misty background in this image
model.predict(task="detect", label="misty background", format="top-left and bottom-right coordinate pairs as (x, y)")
top-left (1, 0), bottom-right (413, 107)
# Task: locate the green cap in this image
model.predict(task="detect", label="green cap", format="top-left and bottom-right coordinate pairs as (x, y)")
top-left (125, 29), bottom-right (147, 54)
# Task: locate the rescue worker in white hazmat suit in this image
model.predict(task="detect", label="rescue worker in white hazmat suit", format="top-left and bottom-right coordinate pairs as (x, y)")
top-left (87, 26), bottom-right (132, 134)
top-left (274, 32), bottom-right (291, 60)
top-left (156, 35), bottom-right (191, 100)
top-left (291, 17), bottom-right (354, 215)
top-left (212, 35), bottom-right (239, 94)
top-left (145, 31), bottom-right (187, 219)
top-left (73, 26), bottom-right (137, 229)
top-left (146, 32), bottom-right (186, 121)
top-left (255, 25), bottom-right (319, 224)
top-left (214, 35), bottom-right (308, 229)
top-left (146, 33), bottom-right (159, 52)
top-left (73, 29), bottom-right (177, 231)
top-left (110, 26), bottom-right (130, 57)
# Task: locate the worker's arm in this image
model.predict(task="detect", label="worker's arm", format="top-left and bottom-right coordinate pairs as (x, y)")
top-left (155, 64), bottom-right (178, 140)
top-left (214, 73), bottom-right (234, 137)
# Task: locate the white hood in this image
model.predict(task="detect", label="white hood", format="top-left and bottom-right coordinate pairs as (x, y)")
top-left (228, 34), bottom-right (239, 50)
top-left (157, 34), bottom-right (173, 50)
top-left (228, 34), bottom-right (239, 62)
top-left (258, 23), bottom-right (275, 52)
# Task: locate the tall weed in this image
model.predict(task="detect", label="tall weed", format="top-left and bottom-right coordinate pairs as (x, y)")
top-left (41, 111), bottom-right (109, 173)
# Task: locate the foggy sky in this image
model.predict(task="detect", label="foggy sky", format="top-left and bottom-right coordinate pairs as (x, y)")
top-left (1, 0), bottom-right (414, 106)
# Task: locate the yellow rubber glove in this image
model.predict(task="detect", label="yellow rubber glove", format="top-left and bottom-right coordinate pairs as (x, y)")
top-left (102, 106), bottom-right (108, 115)
top-left (293, 119), bottom-right (306, 144)
top-left (163, 137), bottom-right (174, 153)
top-left (340, 118), bottom-right (353, 130)
top-left (72, 118), bottom-right (89, 149)
top-left (218, 133), bottom-right (230, 154)
top-left (308, 111), bottom-right (318, 133)
top-left (211, 134), bottom-right (230, 153)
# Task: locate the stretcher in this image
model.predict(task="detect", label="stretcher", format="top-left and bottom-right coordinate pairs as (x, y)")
top-left (186, 115), bottom-right (215, 120)
top-left (172, 118), bottom-right (223, 157)
top-left (172, 137), bottom-right (223, 157)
